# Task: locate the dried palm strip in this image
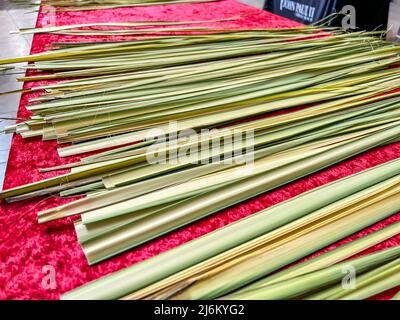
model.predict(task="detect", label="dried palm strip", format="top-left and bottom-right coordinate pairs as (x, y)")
top-left (60, 181), bottom-right (104, 197)
top-left (38, 39), bottom-right (346, 74)
top-left (168, 184), bottom-right (400, 300)
top-left (45, 0), bottom-right (219, 11)
top-left (26, 76), bottom-right (316, 116)
top-left (50, 28), bottom-right (318, 36)
top-left (25, 52), bottom-right (278, 79)
top-left (61, 157), bottom-right (400, 299)
top-left (74, 206), bottom-right (170, 244)
top-left (39, 163), bottom-right (225, 219)
top-left (44, 142), bottom-right (234, 186)
top-left (49, 122), bottom-right (364, 174)
top-left (13, 0), bottom-right (219, 11)
top-left (307, 258), bottom-right (400, 300)
top-left (13, 18), bottom-right (239, 34)
top-left (19, 50), bottom-right (287, 78)
top-left (73, 194), bottom-right (204, 243)
top-left (46, 169), bottom-right (234, 225)
top-left (47, 138), bottom-right (159, 171)
top-left (341, 265), bottom-right (400, 300)
top-left (48, 26), bottom-right (322, 43)
top-left (35, 27), bottom-right (315, 37)
top-left (29, 66), bottom-right (379, 112)
top-left (36, 30), bottom-right (373, 52)
top-left (5, 176), bottom-right (103, 203)
top-left (78, 139), bottom-right (160, 163)
top-left (221, 247), bottom-right (400, 300)
top-left (24, 50), bottom-right (282, 69)
top-left (14, 42), bottom-right (386, 95)
top-left (233, 221), bottom-right (400, 290)
top-left (0, 66), bottom-right (13, 71)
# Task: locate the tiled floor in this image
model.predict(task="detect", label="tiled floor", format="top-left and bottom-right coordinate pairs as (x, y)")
top-left (0, 0), bottom-right (265, 189)
top-left (0, 1), bottom-right (37, 189)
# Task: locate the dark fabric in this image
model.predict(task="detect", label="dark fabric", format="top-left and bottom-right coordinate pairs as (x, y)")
top-left (332, 0), bottom-right (391, 31)
top-left (264, 0), bottom-right (336, 24)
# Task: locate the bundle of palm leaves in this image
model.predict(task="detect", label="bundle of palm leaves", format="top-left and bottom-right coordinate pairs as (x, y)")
top-left (1, 25), bottom-right (400, 299)
top-left (61, 157), bottom-right (400, 299)
top-left (3, 30), bottom-right (400, 153)
top-left (1, 29), bottom-right (400, 268)
top-left (11, 17), bottom-right (239, 35)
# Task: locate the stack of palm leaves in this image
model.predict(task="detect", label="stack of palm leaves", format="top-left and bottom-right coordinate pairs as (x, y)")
top-left (1, 26), bottom-right (400, 299)
top-left (11, 0), bottom-right (219, 11)
top-left (60, 157), bottom-right (400, 299)
top-left (1, 29), bottom-right (400, 269)
top-left (3, 30), bottom-right (400, 152)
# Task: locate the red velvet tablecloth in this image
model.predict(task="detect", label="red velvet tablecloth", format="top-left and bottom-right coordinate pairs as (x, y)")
top-left (0, 0), bottom-right (399, 300)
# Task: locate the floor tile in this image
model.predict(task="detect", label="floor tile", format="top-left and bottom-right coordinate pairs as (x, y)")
top-left (0, 2), bottom-right (37, 189)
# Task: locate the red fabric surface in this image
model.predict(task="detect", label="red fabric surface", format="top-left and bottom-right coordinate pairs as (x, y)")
top-left (0, 0), bottom-right (399, 300)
